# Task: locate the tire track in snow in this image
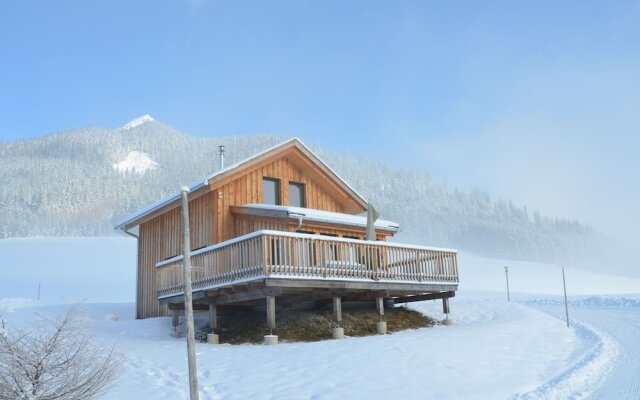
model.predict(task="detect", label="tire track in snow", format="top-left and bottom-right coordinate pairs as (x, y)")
top-left (583, 309), bottom-right (640, 400)
top-left (511, 320), bottom-right (619, 400)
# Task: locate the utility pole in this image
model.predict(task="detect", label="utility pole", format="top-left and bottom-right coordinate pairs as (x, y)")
top-left (562, 267), bottom-right (570, 328)
top-left (504, 266), bottom-right (510, 302)
top-left (180, 187), bottom-right (200, 400)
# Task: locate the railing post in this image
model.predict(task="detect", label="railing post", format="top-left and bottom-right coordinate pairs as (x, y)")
top-left (263, 234), bottom-right (270, 277)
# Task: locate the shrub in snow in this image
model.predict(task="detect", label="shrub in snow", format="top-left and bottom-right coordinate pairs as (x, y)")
top-left (105, 313), bottom-right (119, 322)
top-left (0, 307), bottom-right (123, 400)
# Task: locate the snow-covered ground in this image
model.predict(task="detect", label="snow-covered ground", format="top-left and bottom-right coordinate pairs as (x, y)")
top-left (1, 237), bottom-right (639, 399)
top-left (112, 151), bottom-right (159, 174)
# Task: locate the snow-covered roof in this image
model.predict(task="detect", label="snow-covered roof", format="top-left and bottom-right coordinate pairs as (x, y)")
top-left (232, 204), bottom-right (399, 232)
top-left (114, 138), bottom-right (369, 230)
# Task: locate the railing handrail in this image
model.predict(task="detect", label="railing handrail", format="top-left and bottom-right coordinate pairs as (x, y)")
top-left (156, 229), bottom-right (457, 268)
top-left (156, 229), bottom-right (459, 300)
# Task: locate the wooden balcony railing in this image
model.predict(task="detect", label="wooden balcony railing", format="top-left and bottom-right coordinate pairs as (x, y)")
top-left (156, 230), bottom-right (459, 299)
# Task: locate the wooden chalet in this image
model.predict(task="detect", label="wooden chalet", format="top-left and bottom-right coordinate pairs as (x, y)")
top-left (116, 138), bottom-right (459, 334)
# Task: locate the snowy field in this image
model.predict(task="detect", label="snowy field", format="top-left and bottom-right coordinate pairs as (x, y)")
top-left (1, 237), bottom-right (639, 399)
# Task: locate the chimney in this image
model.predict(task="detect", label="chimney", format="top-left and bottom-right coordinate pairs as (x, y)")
top-left (218, 145), bottom-right (225, 170)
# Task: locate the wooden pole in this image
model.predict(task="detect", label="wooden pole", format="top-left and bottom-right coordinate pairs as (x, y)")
top-left (562, 267), bottom-right (570, 328)
top-left (504, 266), bottom-right (510, 302)
top-left (180, 188), bottom-right (200, 400)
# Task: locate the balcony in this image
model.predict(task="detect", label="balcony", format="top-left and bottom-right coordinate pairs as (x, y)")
top-left (156, 230), bottom-right (459, 303)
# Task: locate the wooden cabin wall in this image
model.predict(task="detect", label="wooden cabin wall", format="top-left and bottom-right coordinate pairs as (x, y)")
top-left (215, 156), bottom-right (348, 243)
top-left (136, 192), bottom-right (214, 319)
top-left (233, 215), bottom-right (390, 241)
top-left (234, 216), bottom-right (291, 237)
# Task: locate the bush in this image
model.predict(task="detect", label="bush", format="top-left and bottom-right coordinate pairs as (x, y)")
top-left (0, 307), bottom-right (123, 400)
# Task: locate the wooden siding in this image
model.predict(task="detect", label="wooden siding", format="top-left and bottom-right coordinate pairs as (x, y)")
top-left (234, 215), bottom-right (389, 241)
top-left (135, 146), bottom-right (392, 318)
top-left (214, 155), bottom-right (349, 243)
top-left (234, 215), bottom-right (291, 236)
top-left (137, 192), bottom-right (214, 318)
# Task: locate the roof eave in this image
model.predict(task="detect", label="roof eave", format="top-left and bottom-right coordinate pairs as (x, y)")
top-left (113, 179), bottom-right (208, 231)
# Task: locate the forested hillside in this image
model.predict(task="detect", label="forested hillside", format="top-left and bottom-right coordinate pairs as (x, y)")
top-left (0, 117), bottom-right (625, 271)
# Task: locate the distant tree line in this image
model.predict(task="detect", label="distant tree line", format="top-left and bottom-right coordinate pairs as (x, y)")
top-left (0, 122), bottom-right (629, 272)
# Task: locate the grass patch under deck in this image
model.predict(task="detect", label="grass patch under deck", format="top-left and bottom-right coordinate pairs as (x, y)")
top-left (199, 304), bottom-right (436, 344)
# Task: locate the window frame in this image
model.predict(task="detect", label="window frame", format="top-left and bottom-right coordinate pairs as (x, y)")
top-left (288, 181), bottom-right (306, 208)
top-left (262, 177), bottom-right (281, 205)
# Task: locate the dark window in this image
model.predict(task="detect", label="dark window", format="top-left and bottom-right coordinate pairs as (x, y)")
top-left (288, 182), bottom-right (305, 207)
top-left (263, 177), bottom-right (281, 205)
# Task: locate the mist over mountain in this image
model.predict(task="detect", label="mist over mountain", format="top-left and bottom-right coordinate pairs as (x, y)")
top-left (0, 117), bottom-right (632, 275)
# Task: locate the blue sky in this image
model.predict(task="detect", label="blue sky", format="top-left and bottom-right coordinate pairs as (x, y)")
top-left (1, 1), bottom-right (639, 241)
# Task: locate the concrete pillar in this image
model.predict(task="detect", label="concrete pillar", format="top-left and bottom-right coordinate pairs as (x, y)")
top-left (376, 321), bottom-right (387, 334)
top-left (207, 333), bottom-right (219, 344)
top-left (264, 335), bottom-right (278, 345)
top-left (332, 327), bottom-right (345, 339)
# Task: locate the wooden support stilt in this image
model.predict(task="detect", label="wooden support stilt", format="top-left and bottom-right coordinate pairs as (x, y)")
top-left (441, 296), bottom-right (453, 325)
top-left (172, 309), bottom-right (180, 327)
top-left (209, 304), bottom-right (218, 331)
top-left (266, 295), bottom-right (276, 331)
top-left (375, 296), bottom-right (387, 334)
top-left (375, 296), bottom-right (384, 317)
top-left (333, 296), bottom-right (342, 324)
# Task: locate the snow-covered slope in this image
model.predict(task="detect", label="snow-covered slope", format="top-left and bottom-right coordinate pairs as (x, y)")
top-left (1, 300), bottom-right (587, 400)
top-left (1, 237), bottom-right (637, 399)
top-left (457, 252), bottom-right (640, 297)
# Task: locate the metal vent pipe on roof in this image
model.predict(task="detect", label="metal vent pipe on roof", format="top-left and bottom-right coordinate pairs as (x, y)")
top-left (219, 145), bottom-right (225, 170)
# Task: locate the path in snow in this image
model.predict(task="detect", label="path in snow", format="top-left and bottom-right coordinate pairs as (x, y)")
top-left (534, 304), bottom-right (640, 399)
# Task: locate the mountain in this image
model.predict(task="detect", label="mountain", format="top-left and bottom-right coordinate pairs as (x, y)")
top-left (0, 116), bottom-right (632, 274)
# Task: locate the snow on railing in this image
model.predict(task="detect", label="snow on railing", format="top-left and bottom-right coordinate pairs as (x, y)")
top-left (156, 231), bottom-right (459, 299)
